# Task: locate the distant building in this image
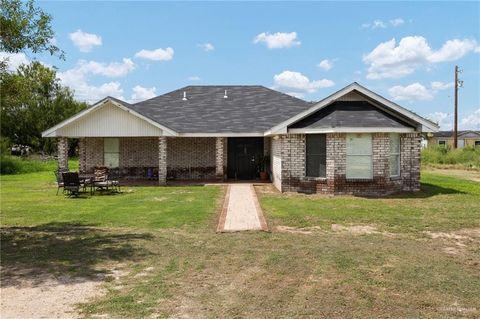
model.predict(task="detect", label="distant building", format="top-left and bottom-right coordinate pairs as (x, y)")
top-left (427, 130), bottom-right (480, 148)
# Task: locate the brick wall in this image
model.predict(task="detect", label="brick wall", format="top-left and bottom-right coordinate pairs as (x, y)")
top-left (276, 132), bottom-right (421, 196)
top-left (57, 137), bottom-right (69, 171)
top-left (167, 137), bottom-right (217, 180)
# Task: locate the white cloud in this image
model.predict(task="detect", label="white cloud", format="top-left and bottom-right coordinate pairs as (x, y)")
top-left (461, 108), bottom-right (480, 130)
top-left (69, 29), bottom-right (102, 52)
top-left (188, 76), bottom-right (201, 81)
top-left (253, 32), bottom-right (300, 49)
top-left (431, 81), bottom-right (454, 91)
top-left (372, 20), bottom-right (387, 29)
top-left (130, 85), bottom-right (156, 102)
top-left (428, 111), bottom-right (452, 130)
top-left (198, 43), bottom-right (214, 52)
top-left (362, 18), bottom-right (404, 29)
top-left (135, 47), bottom-right (174, 61)
top-left (389, 18), bottom-right (405, 27)
top-left (273, 70), bottom-right (334, 95)
top-left (58, 58), bottom-right (135, 102)
top-left (317, 59), bottom-right (333, 71)
top-left (0, 52), bottom-right (29, 71)
top-left (388, 83), bottom-right (434, 101)
top-left (363, 36), bottom-right (479, 79)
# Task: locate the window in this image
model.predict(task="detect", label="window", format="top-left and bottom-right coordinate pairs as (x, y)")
top-left (475, 141), bottom-right (480, 148)
top-left (104, 138), bottom-right (119, 168)
top-left (389, 134), bottom-right (400, 177)
top-left (306, 134), bottom-right (326, 177)
top-left (438, 140), bottom-right (446, 147)
top-left (346, 134), bottom-right (372, 179)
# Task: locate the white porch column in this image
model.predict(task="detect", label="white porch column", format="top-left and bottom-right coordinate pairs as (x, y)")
top-left (158, 136), bottom-right (167, 185)
top-left (215, 137), bottom-right (225, 180)
top-left (57, 137), bottom-right (69, 171)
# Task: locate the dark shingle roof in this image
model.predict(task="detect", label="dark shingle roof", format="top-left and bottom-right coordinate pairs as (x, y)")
top-left (127, 86), bottom-right (312, 133)
top-left (432, 130), bottom-right (480, 138)
top-left (290, 101), bottom-right (414, 129)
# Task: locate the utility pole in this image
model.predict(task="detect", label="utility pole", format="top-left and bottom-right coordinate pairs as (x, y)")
top-left (453, 66), bottom-right (464, 148)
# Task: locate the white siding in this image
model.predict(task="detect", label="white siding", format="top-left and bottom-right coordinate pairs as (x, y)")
top-left (57, 102), bottom-right (162, 137)
top-left (336, 90), bottom-right (366, 102)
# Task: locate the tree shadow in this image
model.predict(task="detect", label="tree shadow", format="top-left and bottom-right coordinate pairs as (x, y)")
top-left (0, 222), bottom-right (153, 288)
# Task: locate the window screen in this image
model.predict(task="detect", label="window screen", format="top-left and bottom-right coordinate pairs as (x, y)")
top-left (104, 138), bottom-right (119, 168)
top-left (346, 134), bottom-right (372, 179)
top-left (389, 134), bottom-right (400, 177)
top-left (306, 134), bottom-right (326, 177)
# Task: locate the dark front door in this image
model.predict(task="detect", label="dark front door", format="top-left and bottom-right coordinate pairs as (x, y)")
top-left (227, 137), bottom-right (264, 180)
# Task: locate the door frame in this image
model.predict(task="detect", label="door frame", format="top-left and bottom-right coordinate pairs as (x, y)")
top-left (227, 137), bottom-right (264, 180)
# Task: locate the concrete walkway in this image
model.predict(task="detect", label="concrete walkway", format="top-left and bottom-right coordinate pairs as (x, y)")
top-left (217, 184), bottom-right (268, 232)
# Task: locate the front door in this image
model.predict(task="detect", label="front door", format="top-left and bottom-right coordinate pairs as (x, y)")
top-left (227, 137), bottom-right (264, 180)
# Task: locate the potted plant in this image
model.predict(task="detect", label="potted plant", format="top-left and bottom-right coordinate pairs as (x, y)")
top-left (257, 155), bottom-right (270, 181)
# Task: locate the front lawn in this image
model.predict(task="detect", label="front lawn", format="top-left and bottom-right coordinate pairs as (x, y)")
top-left (1, 170), bottom-right (221, 229)
top-left (1, 167), bottom-right (479, 318)
top-left (258, 172), bottom-right (480, 233)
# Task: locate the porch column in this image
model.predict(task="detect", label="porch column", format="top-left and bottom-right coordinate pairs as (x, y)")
top-left (78, 138), bottom-right (86, 174)
top-left (158, 136), bottom-right (167, 185)
top-left (57, 137), bottom-right (69, 171)
top-left (215, 137), bottom-right (225, 180)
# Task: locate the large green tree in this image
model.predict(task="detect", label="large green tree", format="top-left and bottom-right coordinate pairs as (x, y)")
top-left (0, 0), bottom-right (64, 58)
top-left (1, 62), bottom-right (86, 152)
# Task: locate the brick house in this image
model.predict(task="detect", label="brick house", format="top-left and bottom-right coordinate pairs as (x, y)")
top-left (43, 82), bottom-right (439, 196)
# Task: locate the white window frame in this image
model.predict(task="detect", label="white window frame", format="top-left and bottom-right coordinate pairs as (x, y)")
top-left (389, 133), bottom-right (400, 178)
top-left (104, 138), bottom-right (120, 168)
top-left (346, 133), bottom-right (373, 179)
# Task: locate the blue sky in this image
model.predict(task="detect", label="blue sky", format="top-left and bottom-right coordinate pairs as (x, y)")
top-left (3, 1), bottom-right (480, 130)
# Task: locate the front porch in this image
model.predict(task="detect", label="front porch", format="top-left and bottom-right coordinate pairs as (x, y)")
top-left (56, 136), bottom-right (271, 185)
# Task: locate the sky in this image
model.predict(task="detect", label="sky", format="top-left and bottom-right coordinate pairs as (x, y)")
top-left (2, 1), bottom-right (480, 130)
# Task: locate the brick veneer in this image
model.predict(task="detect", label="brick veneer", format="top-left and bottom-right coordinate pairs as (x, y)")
top-left (158, 137), bottom-right (167, 185)
top-left (272, 132), bottom-right (421, 196)
top-left (57, 137), bottom-right (69, 171)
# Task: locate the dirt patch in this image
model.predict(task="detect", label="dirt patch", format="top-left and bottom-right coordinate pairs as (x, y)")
top-left (331, 224), bottom-right (393, 236)
top-left (424, 228), bottom-right (480, 255)
top-left (0, 274), bottom-right (104, 319)
top-left (275, 225), bottom-right (322, 234)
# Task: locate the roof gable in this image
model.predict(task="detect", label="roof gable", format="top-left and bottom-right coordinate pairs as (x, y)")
top-left (266, 82), bottom-right (439, 134)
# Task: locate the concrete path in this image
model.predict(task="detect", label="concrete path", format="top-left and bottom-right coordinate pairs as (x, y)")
top-left (217, 184), bottom-right (268, 232)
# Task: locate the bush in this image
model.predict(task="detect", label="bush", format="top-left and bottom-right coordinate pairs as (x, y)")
top-left (422, 146), bottom-right (480, 169)
top-left (0, 156), bottom-right (57, 175)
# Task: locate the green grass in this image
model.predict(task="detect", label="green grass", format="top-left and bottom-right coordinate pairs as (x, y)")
top-left (1, 165), bottom-right (479, 318)
top-left (0, 156), bottom-right (77, 175)
top-left (0, 170), bottom-right (221, 230)
top-left (258, 172), bottom-right (480, 233)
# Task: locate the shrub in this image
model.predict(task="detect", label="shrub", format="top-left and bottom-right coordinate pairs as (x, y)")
top-left (0, 156), bottom-right (58, 175)
top-left (422, 146), bottom-right (480, 169)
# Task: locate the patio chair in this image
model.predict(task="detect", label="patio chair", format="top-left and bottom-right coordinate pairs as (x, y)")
top-left (107, 168), bottom-right (121, 192)
top-left (93, 166), bottom-right (110, 191)
top-left (62, 172), bottom-right (82, 197)
top-left (54, 169), bottom-right (66, 195)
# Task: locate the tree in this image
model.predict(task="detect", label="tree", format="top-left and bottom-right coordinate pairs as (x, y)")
top-left (0, 62), bottom-right (87, 152)
top-left (0, 0), bottom-right (64, 58)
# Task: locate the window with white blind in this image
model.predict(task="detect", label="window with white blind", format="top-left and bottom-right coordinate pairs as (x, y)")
top-left (306, 134), bottom-right (326, 177)
top-left (389, 134), bottom-right (400, 177)
top-left (346, 134), bottom-right (372, 179)
top-left (104, 138), bottom-right (119, 168)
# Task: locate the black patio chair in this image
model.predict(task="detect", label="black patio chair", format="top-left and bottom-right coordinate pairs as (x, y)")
top-left (62, 172), bottom-right (83, 197)
top-left (54, 169), bottom-right (66, 195)
top-left (107, 168), bottom-right (121, 192)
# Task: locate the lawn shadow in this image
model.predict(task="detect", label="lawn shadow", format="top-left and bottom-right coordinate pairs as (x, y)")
top-left (0, 222), bottom-right (153, 288)
top-left (366, 182), bottom-right (466, 199)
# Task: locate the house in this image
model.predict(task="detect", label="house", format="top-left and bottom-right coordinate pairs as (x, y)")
top-left (427, 130), bottom-right (480, 148)
top-left (42, 82), bottom-right (439, 196)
